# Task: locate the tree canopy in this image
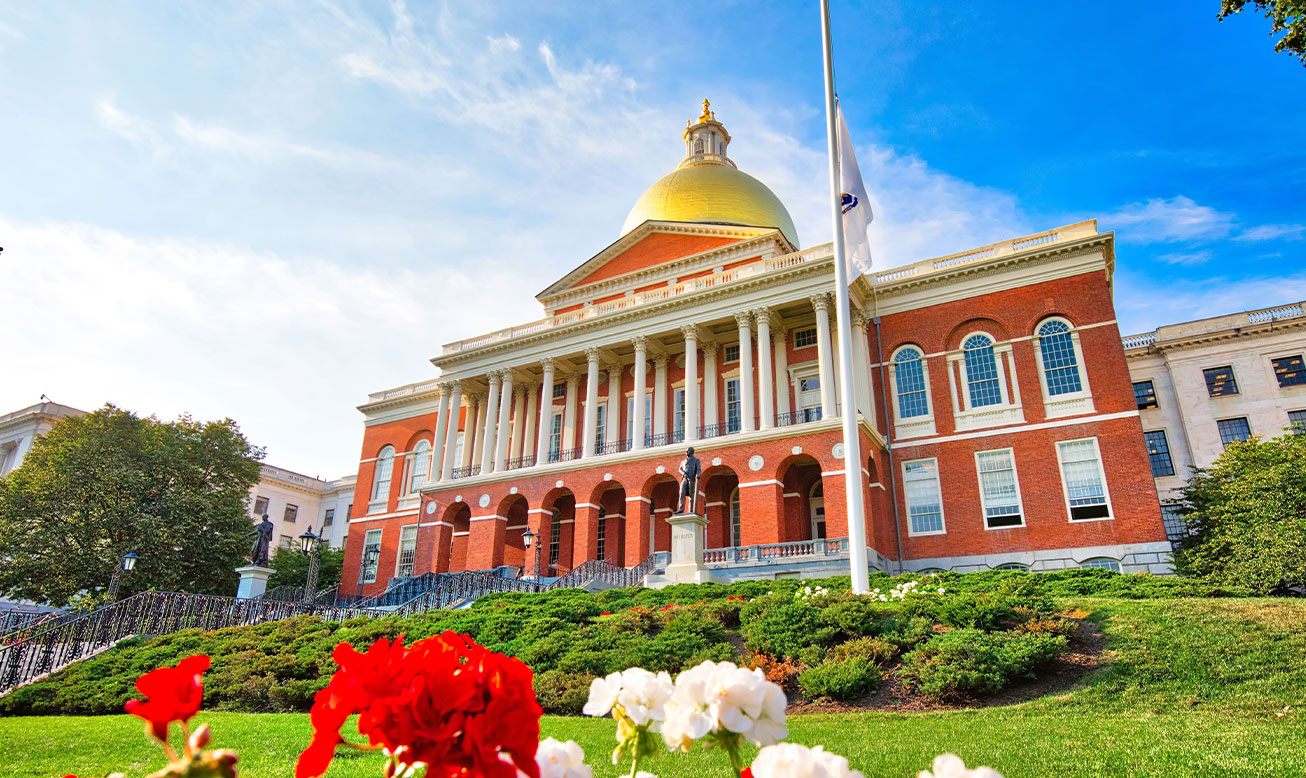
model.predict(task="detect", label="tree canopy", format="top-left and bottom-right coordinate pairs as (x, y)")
top-left (1220, 0), bottom-right (1306, 65)
top-left (1174, 430), bottom-right (1306, 593)
top-left (267, 545), bottom-right (346, 592)
top-left (0, 405), bottom-right (264, 606)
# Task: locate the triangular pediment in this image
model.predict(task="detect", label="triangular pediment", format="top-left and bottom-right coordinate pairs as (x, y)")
top-left (538, 221), bottom-right (782, 302)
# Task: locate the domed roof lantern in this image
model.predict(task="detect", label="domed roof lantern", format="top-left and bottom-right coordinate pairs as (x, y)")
top-left (681, 98), bottom-right (734, 169)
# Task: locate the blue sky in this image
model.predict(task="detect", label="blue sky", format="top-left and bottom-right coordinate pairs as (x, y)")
top-left (1, 1), bottom-right (1303, 477)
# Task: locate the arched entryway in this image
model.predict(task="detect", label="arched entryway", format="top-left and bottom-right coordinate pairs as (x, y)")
top-left (499, 494), bottom-right (529, 571)
top-left (640, 473), bottom-right (679, 554)
top-left (539, 487), bottom-right (575, 574)
top-left (776, 454), bottom-right (826, 542)
top-left (442, 502), bottom-right (471, 572)
top-left (589, 481), bottom-right (627, 565)
top-left (701, 465), bottom-right (740, 549)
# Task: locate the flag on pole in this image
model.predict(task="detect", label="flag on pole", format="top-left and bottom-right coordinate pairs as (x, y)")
top-left (837, 101), bottom-right (873, 281)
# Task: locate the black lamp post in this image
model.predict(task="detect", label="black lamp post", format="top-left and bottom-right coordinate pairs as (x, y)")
top-left (356, 546), bottom-right (379, 600)
top-left (521, 528), bottom-right (541, 593)
top-left (107, 550), bottom-right (139, 603)
top-left (298, 526), bottom-right (323, 603)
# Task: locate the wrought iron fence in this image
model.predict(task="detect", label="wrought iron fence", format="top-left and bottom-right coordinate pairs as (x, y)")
top-left (774, 408), bottom-right (823, 427)
top-left (505, 454), bottom-right (537, 470)
top-left (596, 439), bottom-right (632, 455)
top-left (450, 464), bottom-right (481, 479)
top-left (0, 610), bottom-right (59, 642)
top-left (0, 591), bottom-right (385, 695)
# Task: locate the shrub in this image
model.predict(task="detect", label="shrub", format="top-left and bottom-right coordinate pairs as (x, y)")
top-left (826, 636), bottom-right (897, 666)
top-left (818, 595), bottom-right (896, 639)
top-left (739, 596), bottom-right (833, 659)
top-left (533, 669), bottom-right (595, 715)
top-left (797, 657), bottom-right (878, 701)
top-left (899, 629), bottom-right (1068, 701)
top-left (744, 652), bottom-right (804, 688)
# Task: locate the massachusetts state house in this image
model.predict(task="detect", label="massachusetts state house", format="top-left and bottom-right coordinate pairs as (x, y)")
top-left (341, 102), bottom-right (1172, 596)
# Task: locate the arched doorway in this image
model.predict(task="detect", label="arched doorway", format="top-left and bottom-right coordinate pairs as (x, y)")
top-left (640, 473), bottom-right (679, 554)
top-left (443, 502), bottom-right (471, 572)
top-left (499, 494), bottom-right (529, 571)
top-left (809, 482), bottom-right (826, 540)
top-left (591, 482), bottom-right (627, 565)
top-left (540, 487), bottom-right (576, 574)
top-left (701, 465), bottom-right (740, 549)
top-left (776, 454), bottom-right (824, 542)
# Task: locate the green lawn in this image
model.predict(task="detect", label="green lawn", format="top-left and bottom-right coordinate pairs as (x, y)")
top-left (3, 598), bottom-right (1305, 778)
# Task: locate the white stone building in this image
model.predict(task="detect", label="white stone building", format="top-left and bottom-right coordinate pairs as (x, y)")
top-left (247, 465), bottom-right (355, 551)
top-left (1124, 300), bottom-right (1306, 539)
top-left (0, 401), bottom-right (83, 476)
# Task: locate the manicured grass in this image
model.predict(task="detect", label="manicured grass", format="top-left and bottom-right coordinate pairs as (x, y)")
top-left (3, 598), bottom-right (1305, 777)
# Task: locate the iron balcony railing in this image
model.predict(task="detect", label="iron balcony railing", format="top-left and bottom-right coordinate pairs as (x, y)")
top-left (545, 446), bottom-right (585, 464)
top-left (505, 455), bottom-right (537, 470)
top-left (774, 408), bottom-right (823, 427)
top-left (596, 439), bottom-right (633, 455)
top-left (451, 464), bottom-right (481, 479)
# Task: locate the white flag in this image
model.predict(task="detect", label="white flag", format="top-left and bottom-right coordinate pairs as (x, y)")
top-left (837, 102), bottom-right (873, 280)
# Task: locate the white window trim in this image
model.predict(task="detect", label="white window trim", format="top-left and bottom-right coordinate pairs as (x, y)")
top-left (792, 327), bottom-right (819, 351)
top-left (974, 447), bottom-right (1026, 530)
top-left (1032, 317), bottom-right (1095, 419)
top-left (888, 344), bottom-right (936, 440)
top-left (394, 524), bottom-right (419, 578)
top-left (723, 342), bottom-right (741, 364)
top-left (1054, 436), bottom-right (1115, 523)
top-left (361, 528), bottom-right (383, 583)
top-left (902, 456), bottom-right (946, 537)
top-left (1082, 557), bottom-right (1121, 572)
top-left (368, 446), bottom-right (395, 514)
top-left (947, 332), bottom-right (1024, 432)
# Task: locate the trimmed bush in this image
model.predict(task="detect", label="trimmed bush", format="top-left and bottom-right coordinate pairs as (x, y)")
top-left (532, 669), bottom-right (595, 715)
top-left (797, 657), bottom-right (879, 700)
top-left (827, 636), bottom-right (897, 666)
top-left (899, 628), bottom-right (1068, 701)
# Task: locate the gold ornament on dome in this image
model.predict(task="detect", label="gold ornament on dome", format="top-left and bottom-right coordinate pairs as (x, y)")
top-left (697, 98), bottom-right (715, 123)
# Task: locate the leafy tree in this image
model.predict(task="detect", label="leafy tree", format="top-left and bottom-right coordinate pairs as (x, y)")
top-left (268, 545), bottom-right (346, 592)
top-left (0, 405), bottom-right (263, 605)
top-left (1219, 0), bottom-right (1306, 65)
top-left (1173, 431), bottom-right (1306, 593)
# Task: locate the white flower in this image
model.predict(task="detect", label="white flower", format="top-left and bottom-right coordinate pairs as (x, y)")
top-left (583, 671), bottom-right (623, 717)
top-left (917, 754), bottom-right (1004, 778)
top-left (749, 743), bottom-right (865, 778)
top-left (938, 588), bottom-right (945, 594)
top-left (661, 660), bottom-right (789, 751)
top-left (531, 738), bottom-right (593, 778)
top-left (616, 667), bottom-right (674, 727)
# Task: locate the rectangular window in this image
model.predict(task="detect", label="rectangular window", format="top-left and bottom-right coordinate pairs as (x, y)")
top-left (548, 513), bottom-right (561, 566)
top-left (279, 534), bottom-right (293, 548)
top-left (1133, 380), bottom-right (1159, 410)
top-left (1143, 430), bottom-right (1175, 477)
top-left (1160, 504), bottom-right (1188, 544)
top-left (626, 393), bottom-right (652, 442)
top-left (673, 388), bottom-right (686, 441)
top-left (594, 404), bottom-right (607, 451)
top-left (361, 529), bottom-right (382, 583)
top-left (1217, 417), bottom-right (1252, 447)
top-left (1056, 438), bottom-right (1112, 521)
top-left (1272, 355), bottom-right (1306, 388)
top-left (548, 413), bottom-right (563, 460)
top-left (1203, 366), bottom-right (1239, 397)
top-left (1291, 409), bottom-right (1306, 433)
top-left (283, 504), bottom-right (298, 523)
top-left (395, 525), bottom-right (418, 578)
top-left (552, 382), bottom-right (566, 399)
top-left (723, 343), bottom-right (740, 363)
top-left (596, 508), bottom-right (607, 561)
top-left (975, 449), bottom-right (1023, 528)
top-left (323, 508), bottom-right (335, 527)
top-left (253, 496), bottom-right (269, 516)
top-left (903, 458), bottom-right (945, 535)
top-left (725, 379), bottom-right (742, 433)
top-left (346, 504), bottom-right (352, 521)
top-left (793, 328), bottom-right (818, 349)
top-left (797, 375), bottom-right (822, 422)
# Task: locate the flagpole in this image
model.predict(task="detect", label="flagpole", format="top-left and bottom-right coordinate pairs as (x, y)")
top-left (819, 0), bottom-right (870, 594)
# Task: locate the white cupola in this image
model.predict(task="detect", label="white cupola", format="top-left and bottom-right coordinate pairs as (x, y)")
top-left (680, 99), bottom-right (735, 169)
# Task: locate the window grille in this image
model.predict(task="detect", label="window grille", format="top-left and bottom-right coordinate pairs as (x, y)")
top-left (1133, 380), bottom-right (1159, 410)
top-left (548, 510), bottom-right (561, 566)
top-left (1056, 439), bottom-right (1111, 521)
top-left (1217, 417), bottom-right (1251, 447)
top-left (976, 449), bottom-right (1022, 528)
top-left (1082, 558), bottom-right (1121, 572)
top-left (371, 446), bottom-right (395, 502)
top-left (1036, 320), bottom-right (1083, 395)
top-left (903, 459), bottom-right (944, 534)
top-left (724, 343), bottom-right (740, 363)
top-left (793, 328), bottom-right (818, 348)
top-left (962, 335), bottom-right (1003, 407)
top-left (323, 508), bottom-right (335, 527)
top-left (1290, 409), bottom-right (1306, 433)
top-left (253, 496), bottom-right (269, 516)
top-left (361, 529), bottom-right (382, 583)
top-left (283, 504), bottom-right (298, 523)
top-left (1143, 430), bottom-right (1175, 477)
top-left (725, 379), bottom-right (742, 433)
top-left (1203, 366), bottom-right (1239, 397)
top-left (893, 348), bottom-right (929, 418)
top-left (596, 507), bottom-right (607, 561)
top-left (1272, 355), bottom-right (1306, 388)
top-left (395, 525), bottom-right (418, 578)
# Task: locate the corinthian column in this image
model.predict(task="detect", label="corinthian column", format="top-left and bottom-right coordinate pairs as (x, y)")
top-left (481, 372), bottom-right (502, 474)
top-left (582, 348), bottom-right (601, 458)
top-left (493, 370), bottom-right (513, 472)
top-left (682, 324), bottom-right (699, 442)
top-left (812, 293), bottom-right (837, 417)
top-left (735, 311), bottom-right (756, 433)
top-left (755, 309), bottom-right (774, 430)
top-left (440, 381), bottom-right (462, 480)
top-left (703, 340), bottom-right (719, 432)
top-left (430, 383), bottom-right (452, 484)
top-left (631, 336), bottom-right (648, 450)
top-left (536, 358), bottom-right (555, 464)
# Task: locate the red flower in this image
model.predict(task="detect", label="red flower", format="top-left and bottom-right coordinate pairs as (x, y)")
top-left (600, 612), bottom-right (612, 616)
top-left (124, 655), bottom-right (211, 742)
top-left (742, 769), bottom-right (754, 778)
top-left (296, 632), bottom-right (542, 778)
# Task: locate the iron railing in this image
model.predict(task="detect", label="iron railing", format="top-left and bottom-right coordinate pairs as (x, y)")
top-left (0, 610), bottom-right (59, 642)
top-left (450, 464), bottom-right (481, 479)
top-left (0, 591), bottom-right (385, 695)
top-left (505, 455), bottom-right (537, 470)
top-left (774, 408), bottom-right (823, 427)
top-left (596, 439), bottom-right (633, 455)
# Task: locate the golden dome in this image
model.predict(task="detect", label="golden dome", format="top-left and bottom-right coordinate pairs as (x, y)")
top-left (621, 102), bottom-right (799, 247)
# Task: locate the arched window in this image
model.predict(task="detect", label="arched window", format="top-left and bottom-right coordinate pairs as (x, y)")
top-left (729, 488), bottom-right (741, 547)
top-left (371, 446), bottom-right (395, 503)
top-left (893, 347), bottom-right (929, 418)
top-left (1037, 319), bottom-right (1084, 396)
top-left (1082, 557), bottom-right (1121, 572)
top-left (406, 440), bottom-right (431, 493)
top-left (963, 334), bottom-right (1003, 408)
top-left (993, 562), bottom-right (1028, 571)
top-left (694, 137), bottom-right (704, 154)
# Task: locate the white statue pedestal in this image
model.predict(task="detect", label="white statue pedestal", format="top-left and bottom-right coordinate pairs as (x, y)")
top-left (650, 512), bottom-right (715, 587)
top-left (234, 565), bottom-right (275, 599)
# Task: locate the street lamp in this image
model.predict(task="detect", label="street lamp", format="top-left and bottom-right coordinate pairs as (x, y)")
top-left (521, 528), bottom-right (541, 593)
top-left (298, 526), bottom-right (323, 603)
top-left (107, 550), bottom-right (139, 603)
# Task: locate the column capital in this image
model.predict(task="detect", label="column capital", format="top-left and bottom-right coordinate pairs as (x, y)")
top-left (485, 369), bottom-right (504, 384)
top-left (604, 360), bottom-right (623, 374)
top-left (851, 309), bottom-right (869, 328)
top-left (632, 335), bottom-right (649, 351)
top-left (809, 293), bottom-right (832, 312)
top-left (441, 379), bottom-right (461, 393)
top-left (539, 356), bottom-right (556, 372)
top-left (651, 353), bottom-right (669, 368)
top-left (733, 310), bottom-right (755, 328)
top-left (702, 339), bottom-right (719, 355)
top-left (680, 323), bottom-right (699, 340)
top-left (564, 370), bottom-right (581, 385)
top-left (584, 347), bottom-right (602, 363)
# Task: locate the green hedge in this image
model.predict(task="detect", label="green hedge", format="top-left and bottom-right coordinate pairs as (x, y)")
top-left (0, 569), bottom-right (1251, 716)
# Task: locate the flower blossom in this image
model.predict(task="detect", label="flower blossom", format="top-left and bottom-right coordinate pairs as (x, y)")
top-left (746, 743), bottom-right (865, 778)
top-left (661, 660), bottom-right (788, 751)
top-left (917, 754), bottom-right (1005, 778)
top-left (123, 654), bottom-right (211, 742)
top-left (295, 632), bottom-right (542, 778)
top-left (583, 668), bottom-right (673, 727)
top-left (528, 738), bottom-right (592, 778)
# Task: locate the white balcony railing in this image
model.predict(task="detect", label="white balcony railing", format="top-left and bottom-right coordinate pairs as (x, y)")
top-left (702, 537), bottom-right (851, 565)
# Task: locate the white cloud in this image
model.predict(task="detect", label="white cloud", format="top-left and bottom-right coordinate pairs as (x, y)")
top-left (0, 215), bottom-right (540, 477)
top-left (95, 96), bottom-right (166, 153)
top-left (1105, 195), bottom-right (1235, 243)
top-left (1236, 223), bottom-right (1306, 242)
top-left (1155, 250), bottom-right (1213, 266)
top-left (170, 115), bottom-right (396, 171)
top-left (1115, 268), bottom-right (1306, 335)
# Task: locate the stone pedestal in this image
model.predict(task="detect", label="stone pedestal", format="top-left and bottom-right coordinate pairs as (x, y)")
top-left (659, 512), bottom-right (715, 586)
top-left (235, 565), bottom-right (275, 599)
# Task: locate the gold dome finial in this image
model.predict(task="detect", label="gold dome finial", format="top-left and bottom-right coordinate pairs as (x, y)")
top-left (697, 98), bottom-right (714, 123)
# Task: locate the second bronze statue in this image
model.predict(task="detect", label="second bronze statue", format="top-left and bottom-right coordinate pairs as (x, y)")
top-left (677, 446), bottom-right (701, 515)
